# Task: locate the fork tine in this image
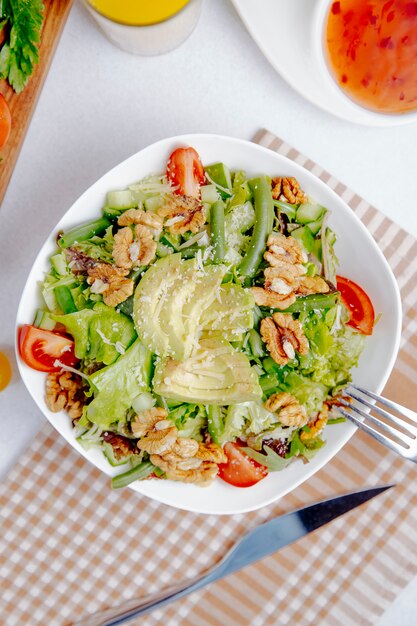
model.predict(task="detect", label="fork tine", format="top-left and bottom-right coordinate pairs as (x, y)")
top-left (349, 384), bottom-right (417, 424)
top-left (345, 391), bottom-right (417, 438)
top-left (337, 408), bottom-right (409, 455)
top-left (339, 399), bottom-right (413, 447)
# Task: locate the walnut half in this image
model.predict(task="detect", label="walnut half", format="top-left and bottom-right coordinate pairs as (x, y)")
top-left (260, 312), bottom-right (309, 366)
top-left (131, 408), bottom-right (226, 486)
top-left (87, 263), bottom-right (134, 307)
top-left (271, 177), bottom-right (307, 205)
top-left (157, 195), bottom-right (205, 234)
top-left (45, 371), bottom-right (85, 420)
top-left (251, 233), bottom-right (308, 310)
top-left (300, 403), bottom-right (329, 443)
top-left (265, 392), bottom-right (308, 428)
top-left (118, 208), bottom-right (163, 232)
top-left (102, 431), bottom-right (137, 460)
top-left (135, 410), bottom-right (178, 456)
top-left (112, 224), bottom-right (156, 271)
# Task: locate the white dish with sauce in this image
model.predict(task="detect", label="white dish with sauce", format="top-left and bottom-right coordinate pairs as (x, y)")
top-left (231, 0), bottom-right (417, 126)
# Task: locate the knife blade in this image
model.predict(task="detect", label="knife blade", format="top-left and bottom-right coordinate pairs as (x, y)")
top-left (73, 485), bottom-right (393, 626)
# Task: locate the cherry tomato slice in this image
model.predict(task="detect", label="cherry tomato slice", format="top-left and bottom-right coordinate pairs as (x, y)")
top-left (166, 147), bottom-right (205, 198)
top-left (218, 442), bottom-right (268, 488)
top-left (18, 325), bottom-right (78, 372)
top-left (0, 94), bottom-right (11, 148)
top-left (336, 276), bottom-right (375, 335)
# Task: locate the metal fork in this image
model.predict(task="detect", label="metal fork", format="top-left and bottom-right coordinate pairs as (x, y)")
top-left (337, 384), bottom-right (417, 461)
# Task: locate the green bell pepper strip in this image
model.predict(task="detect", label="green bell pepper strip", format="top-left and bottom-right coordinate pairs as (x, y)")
top-left (210, 200), bottom-right (226, 263)
top-left (54, 285), bottom-right (77, 314)
top-left (58, 217), bottom-right (112, 248)
top-left (238, 176), bottom-right (274, 278)
top-left (111, 461), bottom-right (155, 489)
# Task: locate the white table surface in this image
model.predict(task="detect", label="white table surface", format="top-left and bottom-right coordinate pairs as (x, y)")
top-left (1, 0), bottom-right (416, 623)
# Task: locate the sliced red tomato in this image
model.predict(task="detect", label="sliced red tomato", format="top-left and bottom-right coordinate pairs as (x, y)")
top-left (166, 147), bottom-right (205, 198)
top-left (218, 442), bottom-right (268, 488)
top-left (336, 276), bottom-right (375, 335)
top-left (18, 325), bottom-right (78, 372)
top-left (0, 94), bottom-right (11, 148)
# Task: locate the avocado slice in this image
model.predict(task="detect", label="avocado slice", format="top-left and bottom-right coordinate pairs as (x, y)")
top-left (201, 283), bottom-right (255, 340)
top-left (158, 259), bottom-right (225, 360)
top-left (153, 337), bottom-right (262, 404)
top-left (134, 254), bottom-right (226, 360)
top-left (133, 253), bottom-right (181, 356)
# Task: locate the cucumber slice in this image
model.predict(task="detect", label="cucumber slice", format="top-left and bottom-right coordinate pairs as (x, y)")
top-left (291, 226), bottom-right (315, 254)
top-left (205, 163), bottom-right (232, 191)
top-left (33, 309), bottom-right (56, 330)
top-left (224, 201), bottom-right (255, 235)
top-left (160, 232), bottom-right (181, 251)
top-left (106, 190), bottom-right (136, 209)
top-left (296, 203), bottom-right (325, 224)
top-left (144, 196), bottom-right (163, 212)
top-left (50, 253), bottom-right (68, 276)
top-left (201, 184), bottom-right (220, 204)
top-left (102, 442), bottom-right (131, 467)
top-left (306, 219), bottom-right (323, 236)
top-left (42, 287), bottom-right (59, 313)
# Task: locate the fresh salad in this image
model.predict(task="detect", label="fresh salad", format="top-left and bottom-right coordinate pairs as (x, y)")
top-left (18, 146), bottom-right (375, 489)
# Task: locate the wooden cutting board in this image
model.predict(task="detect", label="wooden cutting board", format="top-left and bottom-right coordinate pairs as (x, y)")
top-left (0, 0), bottom-right (73, 205)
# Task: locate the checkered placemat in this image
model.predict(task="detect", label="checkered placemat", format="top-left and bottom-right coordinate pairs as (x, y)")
top-left (2, 129), bottom-right (417, 626)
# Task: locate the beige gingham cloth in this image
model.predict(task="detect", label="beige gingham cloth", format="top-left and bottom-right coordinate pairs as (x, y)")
top-left (2, 129), bottom-right (417, 626)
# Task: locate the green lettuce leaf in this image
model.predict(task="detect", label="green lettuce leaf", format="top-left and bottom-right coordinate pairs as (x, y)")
top-left (86, 339), bottom-right (153, 428)
top-left (280, 372), bottom-right (329, 416)
top-left (243, 446), bottom-right (291, 471)
top-left (223, 401), bottom-right (279, 443)
top-left (174, 405), bottom-right (207, 442)
top-left (52, 302), bottom-right (136, 365)
top-left (275, 308), bottom-right (366, 415)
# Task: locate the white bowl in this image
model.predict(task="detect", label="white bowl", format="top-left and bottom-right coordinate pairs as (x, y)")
top-left (16, 134), bottom-right (402, 514)
top-left (312, 0), bottom-right (417, 124)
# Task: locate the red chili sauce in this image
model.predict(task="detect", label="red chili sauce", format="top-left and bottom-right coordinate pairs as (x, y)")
top-left (325, 0), bottom-right (417, 113)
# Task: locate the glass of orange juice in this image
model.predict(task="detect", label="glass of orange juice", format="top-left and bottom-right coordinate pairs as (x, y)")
top-left (84, 0), bottom-right (203, 56)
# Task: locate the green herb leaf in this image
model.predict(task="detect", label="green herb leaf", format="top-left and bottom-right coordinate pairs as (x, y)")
top-left (0, 0), bottom-right (44, 93)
